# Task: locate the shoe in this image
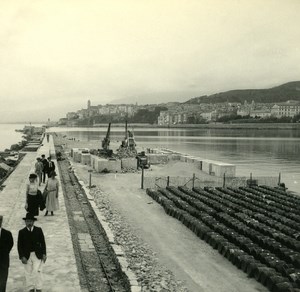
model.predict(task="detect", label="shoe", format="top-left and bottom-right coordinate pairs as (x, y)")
top-left (29, 289), bottom-right (35, 292)
top-left (51, 211), bottom-right (54, 216)
top-left (36, 290), bottom-right (42, 292)
top-left (44, 211), bottom-right (48, 216)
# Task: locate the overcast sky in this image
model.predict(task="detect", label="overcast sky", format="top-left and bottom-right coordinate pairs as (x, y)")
top-left (0, 0), bottom-right (300, 122)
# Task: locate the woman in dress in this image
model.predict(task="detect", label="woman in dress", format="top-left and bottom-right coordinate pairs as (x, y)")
top-left (44, 171), bottom-right (59, 216)
top-left (25, 173), bottom-right (40, 216)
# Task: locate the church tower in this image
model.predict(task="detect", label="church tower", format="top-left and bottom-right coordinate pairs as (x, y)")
top-left (87, 100), bottom-right (91, 109)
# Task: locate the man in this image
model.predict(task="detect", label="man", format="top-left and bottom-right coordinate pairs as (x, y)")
top-left (0, 215), bottom-right (13, 292)
top-left (34, 158), bottom-right (44, 186)
top-left (18, 213), bottom-right (46, 292)
top-left (47, 157), bottom-right (55, 178)
top-left (40, 155), bottom-right (48, 184)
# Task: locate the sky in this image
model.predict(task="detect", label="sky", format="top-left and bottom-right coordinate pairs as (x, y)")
top-left (0, 0), bottom-right (300, 123)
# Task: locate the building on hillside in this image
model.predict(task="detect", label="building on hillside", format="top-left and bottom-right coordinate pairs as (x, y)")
top-left (158, 111), bottom-right (173, 125)
top-left (237, 108), bottom-right (250, 116)
top-left (249, 109), bottom-right (271, 118)
top-left (66, 112), bottom-right (78, 120)
top-left (200, 112), bottom-right (214, 121)
top-left (77, 109), bottom-right (88, 119)
top-left (271, 100), bottom-right (300, 117)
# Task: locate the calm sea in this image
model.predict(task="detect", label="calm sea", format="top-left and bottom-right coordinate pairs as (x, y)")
top-left (0, 124), bottom-right (25, 152)
top-left (50, 126), bottom-right (300, 193)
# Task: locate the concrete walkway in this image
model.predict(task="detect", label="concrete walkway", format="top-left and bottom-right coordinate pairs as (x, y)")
top-left (0, 135), bottom-right (81, 292)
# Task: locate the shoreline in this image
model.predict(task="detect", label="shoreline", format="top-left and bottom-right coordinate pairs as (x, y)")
top-left (56, 122), bottom-right (300, 130)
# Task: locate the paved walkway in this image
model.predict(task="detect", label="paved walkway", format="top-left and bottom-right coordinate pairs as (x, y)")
top-left (0, 135), bottom-right (81, 292)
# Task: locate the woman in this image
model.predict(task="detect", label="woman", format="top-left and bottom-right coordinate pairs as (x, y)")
top-left (44, 171), bottom-right (59, 216)
top-left (25, 173), bottom-right (40, 216)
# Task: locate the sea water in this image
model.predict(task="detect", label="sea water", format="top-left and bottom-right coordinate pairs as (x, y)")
top-left (50, 126), bottom-right (300, 193)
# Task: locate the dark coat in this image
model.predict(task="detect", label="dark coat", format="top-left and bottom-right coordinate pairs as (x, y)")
top-left (0, 228), bottom-right (14, 268)
top-left (17, 226), bottom-right (46, 260)
top-left (41, 158), bottom-right (48, 173)
top-left (47, 160), bottom-right (55, 174)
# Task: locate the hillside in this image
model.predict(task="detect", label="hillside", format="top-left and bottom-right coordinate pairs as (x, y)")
top-left (184, 81), bottom-right (300, 104)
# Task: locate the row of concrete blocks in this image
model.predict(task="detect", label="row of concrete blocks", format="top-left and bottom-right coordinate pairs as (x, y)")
top-left (72, 164), bottom-right (141, 292)
top-left (72, 148), bottom-right (137, 173)
top-left (161, 148), bottom-right (236, 177)
top-left (72, 147), bottom-right (236, 177)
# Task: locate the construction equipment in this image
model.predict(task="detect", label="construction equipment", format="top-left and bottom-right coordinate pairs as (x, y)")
top-left (136, 151), bottom-right (150, 169)
top-left (100, 123), bottom-right (113, 157)
top-left (118, 121), bottom-right (137, 157)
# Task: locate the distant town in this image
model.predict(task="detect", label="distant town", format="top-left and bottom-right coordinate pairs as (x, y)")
top-left (58, 82), bottom-right (300, 126)
top-left (58, 99), bottom-right (300, 127)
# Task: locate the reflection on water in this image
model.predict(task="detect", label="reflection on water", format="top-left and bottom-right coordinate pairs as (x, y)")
top-left (51, 127), bottom-right (300, 193)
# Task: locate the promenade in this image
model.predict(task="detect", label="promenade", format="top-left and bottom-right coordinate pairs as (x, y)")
top-left (0, 135), bottom-right (81, 292)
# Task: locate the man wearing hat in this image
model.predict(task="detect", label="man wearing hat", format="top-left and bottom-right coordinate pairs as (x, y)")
top-left (17, 213), bottom-right (46, 292)
top-left (0, 215), bottom-right (14, 292)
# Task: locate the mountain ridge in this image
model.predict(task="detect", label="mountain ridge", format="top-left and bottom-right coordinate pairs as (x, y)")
top-left (183, 81), bottom-right (300, 104)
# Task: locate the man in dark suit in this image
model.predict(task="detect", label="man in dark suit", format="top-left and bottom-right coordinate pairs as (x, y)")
top-left (47, 157), bottom-right (55, 178)
top-left (40, 155), bottom-right (48, 184)
top-left (0, 215), bottom-right (13, 292)
top-left (18, 213), bottom-right (46, 292)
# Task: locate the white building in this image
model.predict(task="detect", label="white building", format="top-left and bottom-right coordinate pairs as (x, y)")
top-left (271, 100), bottom-right (300, 117)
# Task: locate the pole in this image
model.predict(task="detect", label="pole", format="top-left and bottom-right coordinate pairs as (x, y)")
top-left (223, 173), bottom-right (225, 187)
top-left (167, 176), bottom-right (170, 187)
top-left (278, 172), bottom-right (281, 185)
top-left (141, 165), bottom-right (144, 189)
top-left (88, 169), bottom-right (93, 188)
top-left (192, 173), bottom-right (195, 189)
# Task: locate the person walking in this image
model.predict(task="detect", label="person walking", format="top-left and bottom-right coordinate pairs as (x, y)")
top-left (34, 158), bottom-right (44, 186)
top-left (40, 155), bottom-right (48, 184)
top-left (17, 213), bottom-right (46, 292)
top-left (46, 157), bottom-right (55, 178)
top-left (44, 171), bottom-right (59, 216)
top-left (0, 215), bottom-right (14, 292)
top-left (25, 174), bottom-right (40, 216)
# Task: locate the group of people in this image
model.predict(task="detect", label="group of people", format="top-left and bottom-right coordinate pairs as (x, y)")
top-left (0, 154), bottom-right (60, 292)
top-left (26, 171), bottom-right (59, 217)
top-left (34, 155), bottom-right (55, 186)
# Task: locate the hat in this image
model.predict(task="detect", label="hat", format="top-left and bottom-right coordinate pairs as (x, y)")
top-left (29, 173), bottom-right (37, 179)
top-left (23, 213), bottom-right (37, 221)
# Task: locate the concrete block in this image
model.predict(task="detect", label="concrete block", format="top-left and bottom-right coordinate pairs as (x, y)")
top-left (95, 158), bottom-right (122, 173)
top-left (170, 154), bottom-right (181, 161)
top-left (147, 154), bottom-right (168, 165)
top-left (73, 151), bottom-right (82, 163)
top-left (81, 153), bottom-right (91, 165)
top-left (118, 257), bottom-right (129, 269)
top-left (180, 155), bottom-right (189, 162)
top-left (111, 244), bottom-right (124, 256)
top-left (202, 160), bottom-right (214, 175)
top-left (211, 163), bottom-right (236, 177)
top-left (186, 156), bottom-right (196, 163)
top-left (71, 148), bottom-right (89, 158)
top-left (121, 158), bottom-right (137, 170)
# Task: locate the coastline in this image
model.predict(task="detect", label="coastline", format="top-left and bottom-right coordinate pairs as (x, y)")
top-left (58, 122), bottom-right (300, 130)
